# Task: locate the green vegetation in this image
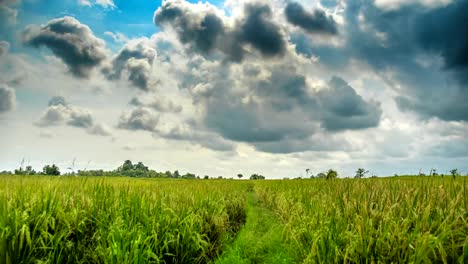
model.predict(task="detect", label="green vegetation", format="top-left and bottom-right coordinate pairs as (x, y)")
top-left (0, 176), bottom-right (248, 263)
top-left (216, 193), bottom-right (298, 264)
top-left (255, 177), bottom-right (468, 263)
top-left (355, 168), bottom-right (369, 179)
top-left (0, 175), bottom-right (467, 263)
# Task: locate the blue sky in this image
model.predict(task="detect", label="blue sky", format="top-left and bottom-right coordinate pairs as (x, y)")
top-left (0, 0), bottom-right (467, 177)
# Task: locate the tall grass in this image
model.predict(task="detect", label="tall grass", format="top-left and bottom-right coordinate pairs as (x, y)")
top-left (1, 176), bottom-right (466, 263)
top-left (0, 176), bottom-right (248, 263)
top-left (255, 177), bottom-right (468, 263)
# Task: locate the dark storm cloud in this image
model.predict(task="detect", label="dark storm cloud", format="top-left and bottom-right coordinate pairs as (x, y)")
top-left (182, 60), bottom-right (380, 153)
top-left (285, 2), bottom-right (337, 35)
top-left (416, 0), bottom-right (468, 84)
top-left (22, 16), bottom-right (107, 78)
top-left (239, 3), bottom-right (286, 57)
top-left (105, 38), bottom-right (156, 91)
top-left (298, 0), bottom-right (468, 122)
top-left (154, 1), bottom-right (285, 61)
top-left (0, 84), bottom-right (15, 113)
top-left (318, 77), bottom-right (382, 131)
top-left (154, 0), bottom-right (225, 54)
top-left (117, 107), bottom-right (159, 132)
top-left (253, 134), bottom-right (351, 154)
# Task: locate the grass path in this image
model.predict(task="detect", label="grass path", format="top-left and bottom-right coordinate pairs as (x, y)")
top-left (215, 192), bottom-right (298, 264)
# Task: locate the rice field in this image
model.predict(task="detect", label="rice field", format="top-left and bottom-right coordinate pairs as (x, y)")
top-left (255, 177), bottom-right (468, 263)
top-left (0, 177), bottom-right (248, 263)
top-left (0, 175), bottom-right (467, 263)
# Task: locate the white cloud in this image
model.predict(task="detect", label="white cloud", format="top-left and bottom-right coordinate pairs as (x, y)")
top-left (78, 0), bottom-right (116, 9)
top-left (374, 0), bottom-right (452, 11)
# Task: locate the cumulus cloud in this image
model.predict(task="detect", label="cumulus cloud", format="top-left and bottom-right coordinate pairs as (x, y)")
top-left (37, 97), bottom-right (93, 127)
top-left (172, 53), bottom-right (380, 153)
top-left (87, 123), bottom-right (112, 136)
top-left (154, 0), bottom-right (286, 61)
top-left (104, 38), bottom-right (157, 91)
top-left (129, 96), bottom-right (182, 113)
top-left (239, 3), bottom-right (286, 57)
top-left (305, 0), bottom-right (468, 122)
top-left (0, 41), bottom-right (9, 56)
top-left (117, 103), bottom-right (232, 151)
top-left (318, 77), bottom-right (382, 131)
top-left (285, 2), bottom-right (338, 35)
top-left (154, 0), bottom-right (225, 54)
top-left (36, 96), bottom-right (111, 136)
top-left (67, 109), bottom-right (94, 128)
top-left (391, 1), bottom-right (468, 121)
top-left (117, 107), bottom-right (160, 132)
top-left (22, 16), bottom-right (108, 78)
top-left (0, 84), bottom-right (15, 113)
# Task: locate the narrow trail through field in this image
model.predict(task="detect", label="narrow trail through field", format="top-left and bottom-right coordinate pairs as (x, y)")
top-left (215, 192), bottom-right (298, 264)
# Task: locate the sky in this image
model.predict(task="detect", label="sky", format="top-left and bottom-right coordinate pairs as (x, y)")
top-left (0, 0), bottom-right (467, 178)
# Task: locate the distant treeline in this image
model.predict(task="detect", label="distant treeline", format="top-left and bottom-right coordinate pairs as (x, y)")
top-left (1, 161), bottom-right (464, 179)
top-left (1, 160), bottom-right (267, 180)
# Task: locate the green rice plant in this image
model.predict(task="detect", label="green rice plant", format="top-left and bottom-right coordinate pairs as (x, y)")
top-left (0, 176), bottom-right (249, 264)
top-left (254, 177), bottom-right (468, 263)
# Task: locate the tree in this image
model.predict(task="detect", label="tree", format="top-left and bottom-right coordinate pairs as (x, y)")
top-left (305, 168), bottom-right (310, 178)
top-left (173, 170), bottom-right (180, 178)
top-left (355, 168), bottom-right (369, 179)
top-left (317, 172), bottom-right (327, 179)
top-left (250, 174), bottom-right (265, 180)
top-left (134, 162), bottom-right (149, 172)
top-left (326, 169), bottom-right (338, 180)
top-left (237, 174), bottom-right (243, 179)
top-left (118, 160), bottom-right (150, 177)
top-left (450, 169), bottom-right (459, 178)
top-left (122, 160), bottom-right (133, 171)
top-left (14, 167), bottom-right (25, 175)
top-left (182, 173), bottom-right (196, 179)
top-left (43, 164), bottom-right (60, 176)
